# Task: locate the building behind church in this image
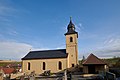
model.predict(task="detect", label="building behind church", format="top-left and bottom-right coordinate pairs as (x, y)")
top-left (22, 19), bottom-right (79, 74)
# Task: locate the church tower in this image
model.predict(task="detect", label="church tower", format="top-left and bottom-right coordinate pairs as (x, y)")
top-left (65, 18), bottom-right (78, 68)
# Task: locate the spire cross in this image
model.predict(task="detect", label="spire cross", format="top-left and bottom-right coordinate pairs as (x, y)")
top-left (70, 16), bottom-right (72, 21)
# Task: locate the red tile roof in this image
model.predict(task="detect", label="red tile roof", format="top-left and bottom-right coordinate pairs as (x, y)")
top-left (1, 68), bottom-right (15, 74)
top-left (82, 53), bottom-right (106, 65)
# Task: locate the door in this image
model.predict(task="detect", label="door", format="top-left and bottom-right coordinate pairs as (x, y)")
top-left (88, 65), bottom-right (95, 74)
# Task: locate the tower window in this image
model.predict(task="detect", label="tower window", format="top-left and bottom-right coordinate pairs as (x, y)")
top-left (58, 61), bottom-right (62, 70)
top-left (43, 62), bottom-right (46, 70)
top-left (70, 37), bottom-right (73, 42)
top-left (72, 64), bottom-right (74, 67)
top-left (28, 62), bottom-right (30, 70)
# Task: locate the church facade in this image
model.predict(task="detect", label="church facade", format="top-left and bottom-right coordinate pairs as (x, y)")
top-left (22, 19), bottom-right (78, 74)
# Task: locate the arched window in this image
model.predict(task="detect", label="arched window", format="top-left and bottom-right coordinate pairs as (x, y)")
top-left (28, 62), bottom-right (30, 70)
top-left (70, 37), bottom-right (73, 42)
top-left (43, 62), bottom-right (46, 70)
top-left (58, 61), bottom-right (62, 70)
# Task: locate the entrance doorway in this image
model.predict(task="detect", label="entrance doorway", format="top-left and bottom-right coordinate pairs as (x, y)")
top-left (88, 65), bottom-right (95, 74)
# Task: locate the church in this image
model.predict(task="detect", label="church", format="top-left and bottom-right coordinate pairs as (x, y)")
top-left (22, 18), bottom-right (79, 74)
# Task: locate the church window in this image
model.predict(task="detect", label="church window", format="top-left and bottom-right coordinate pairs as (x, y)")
top-left (70, 37), bottom-right (73, 42)
top-left (28, 62), bottom-right (30, 70)
top-left (58, 61), bottom-right (62, 70)
top-left (43, 62), bottom-right (46, 70)
top-left (72, 64), bottom-right (74, 67)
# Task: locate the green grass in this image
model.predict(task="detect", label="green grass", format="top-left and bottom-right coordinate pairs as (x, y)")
top-left (103, 57), bottom-right (120, 67)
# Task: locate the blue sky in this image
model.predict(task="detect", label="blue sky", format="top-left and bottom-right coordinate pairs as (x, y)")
top-left (0, 0), bottom-right (120, 60)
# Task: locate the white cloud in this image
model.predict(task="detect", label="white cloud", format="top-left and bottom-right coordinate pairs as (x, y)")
top-left (31, 48), bottom-right (50, 51)
top-left (93, 37), bottom-right (120, 58)
top-left (75, 23), bottom-right (84, 34)
top-left (75, 25), bottom-right (81, 32)
top-left (56, 45), bottom-right (65, 49)
top-left (7, 28), bottom-right (18, 36)
top-left (0, 6), bottom-right (15, 16)
top-left (79, 36), bottom-right (120, 59)
top-left (0, 3), bottom-right (17, 22)
top-left (0, 41), bottom-right (32, 60)
top-left (0, 1), bottom-right (20, 37)
top-left (0, 0), bottom-right (29, 23)
top-left (0, 41), bottom-right (53, 60)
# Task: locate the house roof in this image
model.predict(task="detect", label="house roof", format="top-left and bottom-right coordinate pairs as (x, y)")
top-left (0, 68), bottom-right (15, 74)
top-left (22, 49), bottom-right (68, 60)
top-left (82, 53), bottom-right (106, 65)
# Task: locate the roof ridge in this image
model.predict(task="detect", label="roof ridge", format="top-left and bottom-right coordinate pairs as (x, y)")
top-left (82, 53), bottom-right (106, 65)
top-left (82, 53), bottom-right (93, 64)
top-left (91, 54), bottom-right (106, 64)
top-left (22, 49), bottom-right (67, 60)
top-left (30, 49), bottom-right (66, 52)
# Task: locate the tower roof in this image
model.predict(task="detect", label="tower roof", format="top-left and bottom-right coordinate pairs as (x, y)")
top-left (65, 17), bottom-right (78, 35)
top-left (68, 17), bottom-right (75, 30)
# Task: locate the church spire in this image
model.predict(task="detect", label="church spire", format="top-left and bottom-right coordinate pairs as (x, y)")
top-left (65, 17), bottom-right (78, 36)
top-left (70, 16), bottom-right (72, 21)
top-left (68, 17), bottom-right (75, 30)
